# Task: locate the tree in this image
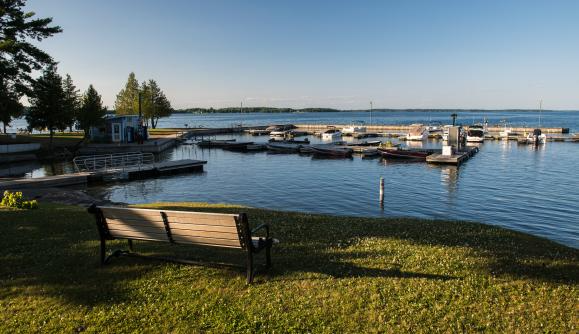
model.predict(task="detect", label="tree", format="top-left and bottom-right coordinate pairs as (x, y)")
top-left (114, 72), bottom-right (139, 115)
top-left (78, 85), bottom-right (105, 139)
top-left (0, 78), bottom-right (23, 133)
top-left (26, 65), bottom-right (70, 149)
top-left (62, 74), bottom-right (80, 131)
top-left (0, 0), bottom-right (62, 97)
top-left (147, 79), bottom-right (172, 129)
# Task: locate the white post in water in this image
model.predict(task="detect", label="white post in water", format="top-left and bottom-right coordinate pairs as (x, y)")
top-left (379, 177), bottom-right (384, 204)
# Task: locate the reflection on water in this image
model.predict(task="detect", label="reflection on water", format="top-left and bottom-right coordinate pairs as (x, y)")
top-left (82, 133), bottom-right (579, 248)
top-left (5, 129), bottom-right (578, 248)
top-left (439, 165), bottom-right (459, 195)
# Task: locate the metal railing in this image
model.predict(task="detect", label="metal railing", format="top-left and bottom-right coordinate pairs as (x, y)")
top-left (73, 152), bottom-right (155, 173)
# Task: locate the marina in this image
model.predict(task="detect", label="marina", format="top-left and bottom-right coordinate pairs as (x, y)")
top-left (2, 111), bottom-right (579, 248)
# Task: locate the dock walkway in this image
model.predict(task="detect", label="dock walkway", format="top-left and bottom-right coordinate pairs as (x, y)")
top-left (426, 147), bottom-right (479, 166)
top-left (0, 159), bottom-right (206, 190)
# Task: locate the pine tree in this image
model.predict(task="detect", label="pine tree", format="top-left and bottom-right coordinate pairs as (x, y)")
top-left (114, 72), bottom-right (139, 115)
top-left (0, 0), bottom-right (62, 97)
top-left (62, 74), bottom-right (80, 131)
top-left (147, 79), bottom-right (173, 129)
top-left (26, 65), bottom-right (70, 149)
top-left (0, 78), bottom-right (23, 133)
top-left (78, 85), bottom-right (106, 139)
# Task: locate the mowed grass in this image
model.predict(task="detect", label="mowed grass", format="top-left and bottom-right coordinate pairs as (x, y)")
top-left (0, 202), bottom-right (577, 333)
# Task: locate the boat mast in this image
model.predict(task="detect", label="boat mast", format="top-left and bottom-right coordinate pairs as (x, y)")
top-left (370, 101), bottom-right (373, 126)
top-left (539, 99), bottom-right (543, 127)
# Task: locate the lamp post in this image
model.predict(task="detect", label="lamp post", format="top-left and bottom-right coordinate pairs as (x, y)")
top-left (451, 113), bottom-right (457, 126)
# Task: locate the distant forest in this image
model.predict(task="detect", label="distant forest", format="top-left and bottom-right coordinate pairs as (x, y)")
top-left (174, 107), bottom-right (339, 114)
top-left (173, 107), bottom-right (564, 114)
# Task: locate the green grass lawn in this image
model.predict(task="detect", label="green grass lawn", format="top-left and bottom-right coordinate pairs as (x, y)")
top-left (1, 202), bottom-right (577, 333)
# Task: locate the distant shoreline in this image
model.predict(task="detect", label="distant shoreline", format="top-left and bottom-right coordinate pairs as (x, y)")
top-left (174, 107), bottom-right (579, 114)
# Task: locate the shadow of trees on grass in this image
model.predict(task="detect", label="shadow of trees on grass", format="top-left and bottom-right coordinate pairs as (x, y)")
top-left (0, 203), bottom-right (577, 307)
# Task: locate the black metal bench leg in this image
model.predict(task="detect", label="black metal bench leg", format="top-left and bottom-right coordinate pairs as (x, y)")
top-left (247, 252), bottom-right (254, 284)
top-left (128, 239), bottom-right (134, 252)
top-left (100, 238), bottom-right (106, 265)
top-left (265, 245), bottom-right (272, 269)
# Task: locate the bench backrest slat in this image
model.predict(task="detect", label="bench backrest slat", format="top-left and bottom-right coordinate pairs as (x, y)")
top-left (98, 207), bottom-right (245, 249)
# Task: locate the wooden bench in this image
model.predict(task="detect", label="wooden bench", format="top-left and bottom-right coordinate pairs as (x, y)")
top-left (87, 205), bottom-right (275, 283)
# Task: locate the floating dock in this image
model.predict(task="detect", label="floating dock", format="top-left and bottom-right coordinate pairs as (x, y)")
top-left (0, 159), bottom-right (207, 190)
top-left (426, 147), bottom-right (479, 166)
top-left (295, 124), bottom-right (570, 134)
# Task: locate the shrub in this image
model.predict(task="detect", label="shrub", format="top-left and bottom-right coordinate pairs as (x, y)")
top-left (1, 191), bottom-right (38, 209)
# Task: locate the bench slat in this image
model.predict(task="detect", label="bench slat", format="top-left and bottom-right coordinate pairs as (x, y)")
top-left (170, 229), bottom-right (240, 241)
top-left (163, 214), bottom-right (238, 227)
top-left (108, 229), bottom-right (169, 242)
top-left (101, 208), bottom-right (238, 227)
top-left (106, 219), bottom-right (238, 234)
top-left (172, 235), bottom-right (242, 248)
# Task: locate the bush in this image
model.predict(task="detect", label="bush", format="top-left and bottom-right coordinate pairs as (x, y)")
top-left (1, 191), bottom-right (38, 209)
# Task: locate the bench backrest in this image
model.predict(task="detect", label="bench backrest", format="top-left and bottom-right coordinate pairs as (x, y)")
top-left (96, 206), bottom-right (250, 249)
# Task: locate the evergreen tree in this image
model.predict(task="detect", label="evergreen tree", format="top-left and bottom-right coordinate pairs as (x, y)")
top-left (0, 78), bottom-right (23, 133)
top-left (147, 79), bottom-right (172, 129)
top-left (62, 74), bottom-right (80, 131)
top-left (114, 72), bottom-right (139, 115)
top-left (26, 65), bottom-right (70, 149)
top-left (139, 81), bottom-right (153, 125)
top-left (0, 0), bottom-right (62, 97)
top-left (78, 85), bottom-right (106, 139)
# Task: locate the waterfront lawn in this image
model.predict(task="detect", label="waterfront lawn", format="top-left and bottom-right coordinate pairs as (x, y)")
top-left (1, 202), bottom-right (577, 333)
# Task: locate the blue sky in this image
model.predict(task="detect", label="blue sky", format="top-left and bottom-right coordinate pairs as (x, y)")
top-left (27, 0), bottom-right (579, 110)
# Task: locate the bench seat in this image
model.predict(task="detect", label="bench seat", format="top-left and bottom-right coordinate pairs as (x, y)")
top-left (88, 205), bottom-right (275, 283)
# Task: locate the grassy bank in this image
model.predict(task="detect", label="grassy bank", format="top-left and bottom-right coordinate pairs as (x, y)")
top-left (1, 202), bottom-right (577, 332)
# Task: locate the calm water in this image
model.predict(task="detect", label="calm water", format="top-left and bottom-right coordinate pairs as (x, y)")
top-left (6, 110), bottom-right (578, 132)
top-left (156, 110), bottom-right (579, 132)
top-left (84, 131), bottom-right (579, 249)
top-left (4, 111), bottom-right (578, 248)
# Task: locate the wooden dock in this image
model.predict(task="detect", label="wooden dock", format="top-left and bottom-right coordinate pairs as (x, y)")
top-left (426, 147), bottom-right (479, 166)
top-left (0, 159), bottom-right (207, 190)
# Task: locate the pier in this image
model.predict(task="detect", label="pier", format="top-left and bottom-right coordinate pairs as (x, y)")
top-left (0, 159), bottom-right (206, 190)
top-left (294, 124), bottom-right (570, 134)
top-left (426, 147), bottom-right (479, 166)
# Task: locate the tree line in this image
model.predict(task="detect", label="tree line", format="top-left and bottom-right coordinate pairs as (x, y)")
top-left (0, 0), bottom-right (105, 148)
top-left (114, 72), bottom-right (172, 129)
top-left (176, 107), bottom-right (339, 114)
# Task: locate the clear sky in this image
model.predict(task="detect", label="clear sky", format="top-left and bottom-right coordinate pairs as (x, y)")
top-left (26, 0), bottom-right (579, 110)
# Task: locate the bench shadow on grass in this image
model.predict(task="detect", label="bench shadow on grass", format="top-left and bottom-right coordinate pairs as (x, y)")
top-left (1, 204), bottom-right (577, 308)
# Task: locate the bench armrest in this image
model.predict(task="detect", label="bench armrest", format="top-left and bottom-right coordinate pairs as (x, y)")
top-left (251, 223), bottom-right (270, 238)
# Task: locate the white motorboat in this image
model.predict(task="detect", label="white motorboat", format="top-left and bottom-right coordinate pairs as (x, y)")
top-left (321, 128), bottom-right (342, 140)
top-left (342, 123), bottom-right (367, 136)
top-left (520, 129), bottom-right (547, 145)
top-left (466, 124), bottom-right (485, 143)
top-left (406, 125), bottom-right (428, 141)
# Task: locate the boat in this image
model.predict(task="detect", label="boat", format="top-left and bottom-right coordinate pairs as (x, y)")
top-left (426, 122), bottom-right (443, 134)
top-left (221, 141), bottom-right (255, 151)
top-left (267, 124), bottom-right (296, 137)
top-left (342, 122), bottom-right (367, 136)
top-left (245, 144), bottom-right (267, 151)
top-left (350, 146), bottom-right (379, 157)
top-left (268, 138), bottom-right (310, 144)
top-left (266, 142), bottom-right (302, 152)
top-left (519, 129), bottom-right (546, 145)
top-left (466, 124), bottom-right (485, 143)
top-left (346, 140), bottom-right (382, 147)
top-left (310, 145), bottom-right (353, 157)
top-left (405, 125), bottom-right (428, 141)
top-left (377, 147), bottom-right (431, 160)
top-left (321, 128), bottom-right (342, 140)
top-left (196, 139), bottom-right (236, 148)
